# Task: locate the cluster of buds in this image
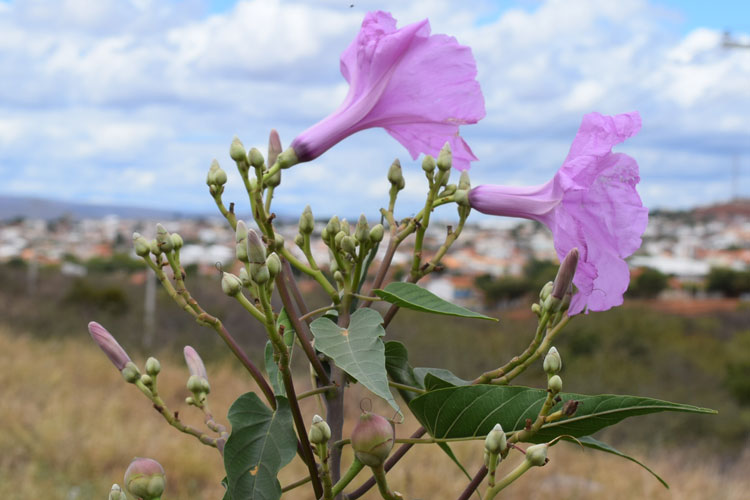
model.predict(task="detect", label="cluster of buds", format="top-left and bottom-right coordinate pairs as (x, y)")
top-left (484, 422), bottom-right (508, 472)
top-left (123, 457), bottom-right (166, 500)
top-left (184, 346), bottom-right (210, 407)
top-left (206, 159), bottom-right (229, 196)
top-left (223, 222), bottom-right (281, 296)
top-left (322, 213), bottom-right (384, 277)
top-left (543, 347), bottom-right (563, 394)
top-left (133, 224), bottom-right (184, 263)
top-left (532, 247), bottom-right (579, 318)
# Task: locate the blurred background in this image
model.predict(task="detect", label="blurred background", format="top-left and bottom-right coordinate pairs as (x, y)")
top-left (1, 0), bottom-right (750, 498)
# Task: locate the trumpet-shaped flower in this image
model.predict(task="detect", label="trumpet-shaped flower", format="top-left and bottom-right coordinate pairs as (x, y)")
top-left (289, 11), bottom-right (485, 170)
top-left (469, 112), bottom-right (647, 314)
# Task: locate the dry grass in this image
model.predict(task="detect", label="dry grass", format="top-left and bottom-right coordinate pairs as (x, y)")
top-left (1, 327), bottom-right (748, 499)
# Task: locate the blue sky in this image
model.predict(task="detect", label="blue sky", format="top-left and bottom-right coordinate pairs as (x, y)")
top-left (1, 0), bottom-right (749, 219)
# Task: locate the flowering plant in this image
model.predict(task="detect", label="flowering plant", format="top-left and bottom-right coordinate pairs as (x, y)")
top-left (90, 11), bottom-right (713, 500)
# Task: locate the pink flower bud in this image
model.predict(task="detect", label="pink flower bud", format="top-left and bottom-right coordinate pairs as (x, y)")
top-left (267, 129), bottom-right (283, 167)
top-left (124, 457), bottom-right (166, 500)
top-left (88, 321), bottom-right (131, 371)
top-left (183, 346), bottom-right (207, 380)
top-left (552, 248), bottom-right (579, 300)
top-left (351, 412), bottom-right (394, 467)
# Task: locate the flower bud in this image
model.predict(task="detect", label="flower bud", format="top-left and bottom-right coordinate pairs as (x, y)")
top-left (235, 220), bottom-right (249, 263)
top-left (271, 232), bottom-right (284, 251)
top-left (155, 224), bottom-right (173, 253)
top-left (458, 171), bottom-right (471, 190)
top-left (299, 205), bottom-right (315, 235)
top-left (543, 347), bottom-right (562, 375)
top-left (531, 303), bottom-right (542, 317)
top-left (308, 414), bottom-right (331, 445)
top-left (250, 263), bottom-right (270, 284)
top-left (437, 142), bottom-right (452, 171)
top-left (229, 137), bottom-right (247, 163)
top-left (149, 239), bottom-right (161, 256)
top-left (552, 248), bottom-right (579, 301)
top-left (267, 129), bottom-right (282, 167)
top-left (266, 167), bottom-right (281, 188)
top-left (387, 159), bottom-right (405, 190)
top-left (248, 147), bottom-right (264, 169)
top-left (351, 412), bottom-right (394, 467)
top-left (247, 229), bottom-right (266, 264)
top-left (145, 357), bottom-right (161, 377)
top-left (341, 235), bottom-right (357, 256)
top-left (524, 443), bottom-right (549, 467)
top-left (187, 374), bottom-right (204, 393)
top-left (294, 233), bottom-right (305, 248)
top-left (539, 281), bottom-right (554, 301)
top-left (326, 216), bottom-right (340, 237)
top-left (340, 218), bottom-right (351, 236)
top-left (334, 230), bottom-right (346, 249)
top-left (321, 227), bottom-right (330, 243)
top-left (109, 483), bottom-right (127, 500)
top-left (369, 224), bottom-right (384, 244)
top-left (547, 374), bottom-right (563, 394)
top-left (440, 184), bottom-right (457, 197)
top-left (333, 270), bottom-right (344, 286)
top-left (239, 266), bottom-right (251, 286)
top-left (124, 457), bottom-right (166, 500)
top-left (221, 272), bottom-right (242, 296)
top-left (140, 373), bottom-right (153, 387)
top-left (422, 155), bottom-right (436, 173)
top-left (484, 423), bottom-right (507, 454)
top-left (89, 321), bottom-right (132, 371)
top-left (170, 233), bottom-right (183, 251)
top-left (183, 346), bottom-right (208, 380)
top-left (454, 188), bottom-right (470, 207)
top-left (206, 159), bottom-right (220, 186)
top-left (133, 233), bottom-right (151, 257)
top-left (266, 252), bottom-right (281, 279)
top-left (354, 214), bottom-right (369, 243)
top-left (121, 361), bottom-right (141, 384)
top-left (212, 162), bottom-right (228, 186)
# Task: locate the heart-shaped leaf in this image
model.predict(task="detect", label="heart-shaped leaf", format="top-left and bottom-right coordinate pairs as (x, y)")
top-left (374, 282), bottom-right (497, 321)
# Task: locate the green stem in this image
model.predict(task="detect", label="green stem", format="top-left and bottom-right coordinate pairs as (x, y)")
top-left (297, 385), bottom-right (337, 400)
top-left (317, 443), bottom-right (334, 500)
top-left (483, 460), bottom-right (533, 499)
top-left (298, 304), bottom-right (336, 323)
top-left (280, 246), bottom-right (339, 302)
top-left (372, 464), bottom-right (402, 500)
top-left (331, 457), bottom-right (365, 497)
top-left (232, 291), bottom-right (267, 323)
top-left (281, 476), bottom-right (312, 493)
top-left (410, 177), bottom-right (439, 279)
top-left (487, 452), bottom-right (499, 487)
top-left (388, 381), bottom-right (426, 394)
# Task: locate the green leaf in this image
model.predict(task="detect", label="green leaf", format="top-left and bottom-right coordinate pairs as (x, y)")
top-left (384, 341), bottom-right (423, 404)
top-left (311, 308), bottom-right (399, 413)
top-left (374, 282), bottom-right (497, 321)
top-left (263, 309), bottom-right (296, 396)
top-left (414, 368), bottom-right (472, 391)
top-left (223, 394), bottom-right (297, 500)
top-left (409, 385), bottom-right (716, 442)
top-left (569, 436), bottom-right (669, 489)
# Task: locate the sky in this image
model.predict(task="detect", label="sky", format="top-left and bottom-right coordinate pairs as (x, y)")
top-left (1, 0), bottom-right (749, 220)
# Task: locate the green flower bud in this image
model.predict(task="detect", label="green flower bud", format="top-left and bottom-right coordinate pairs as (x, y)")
top-left (248, 147), bottom-right (264, 169)
top-left (326, 216), bottom-right (341, 238)
top-left (308, 414), bottom-right (331, 445)
top-left (246, 229), bottom-right (266, 264)
top-left (333, 270), bottom-right (344, 287)
top-left (458, 171), bottom-right (471, 190)
top-left (239, 267), bottom-right (251, 287)
top-left (206, 159), bottom-right (220, 186)
top-left (213, 162), bottom-right (228, 186)
top-left (387, 159), bottom-right (405, 190)
top-left (547, 374), bottom-right (563, 394)
top-left (422, 155), bottom-right (436, 173)
top-left (484, 423), bottom-right (507, 454)
top-left (266, 253), bottom-right (281, 279)
top-left (294, 234), bottom-right (305, 248)
top-left (299, 205), bottom-right (315, 235)
top-left (124, 457), bottom-right (166, 500)
top-left (235, 221), bottom-right (249, 263)
top-left (329, 250), bottom-right (338, 274)
top-left (121, 361), bottom-right (141, 384)
top-left (200, 377), bottom-right (211, 394)
top-left (149, 239), bottom-right (161, 256)
top-left (221, 272), bottom-right (242, 296)
top-left (440, 184), bottom-right (457, 197)
top-left (341, 235), bottom-right (357, 255)
top-left (185, 396), bottom-right (194, 406)
top-left (140, 374), bottom-right (153, 387)
top-left (334, 230), bottom-right (346, 249)
top-left (145, 357), bottom-right (161, 377)
top-left (170, 233), bottom-right (183, 251)
top-left (340, 218), bottom-right (351, 236)
top-left (109, 483), bottom-right (127, 500)
top-left (267, 129), bottom-right (282, 167)
top-left (543, 347), bottom-right (562, 375)
top-left (133, 233), bottom-right (151, 257)
top-left (272, 232), bottom-right (284, 251)
top-left (369, 224), bottom-right (384, 244)
top-left (155, 224), bottom-right (173, 253)
top-left (437, 142), bottom-right (452, 171)
top-left (354, 214), bottom-right (369, 243)
top-left (229, 137), bottom-right (247, 163)
top-left (321, 227), bottom-right (329, 243)
top-left (539, 281), bottom-right (554, 301)
top-left (351, 412), bottom-right (394, 467)
top-left (265, 167), bottom-right (281, 187)
top-left (277, 147), bottom-right (299, 169)
top-left (186, 374), bottom-right (204, 393)
top-left (525, 443), bottom-right (549, 467)
top-left (250, 263), bottom-right (270, 285)
top-left (531, 303), bottom-right (542, 317)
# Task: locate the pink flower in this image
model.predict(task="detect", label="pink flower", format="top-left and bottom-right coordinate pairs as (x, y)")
top-left (289, 11), bottom-right (485, 170)
top-left (469, 112), bottom-right (648, 314)
top-left (88, 321), bottom-right (132, 370)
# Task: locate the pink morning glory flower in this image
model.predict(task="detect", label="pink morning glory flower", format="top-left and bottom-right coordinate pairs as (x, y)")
top-left (469, 112), bottom-right (648, 314)
top-left (289, 11), bottom-right (485, 170)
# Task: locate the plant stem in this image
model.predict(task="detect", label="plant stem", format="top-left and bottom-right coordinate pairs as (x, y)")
top-left (388, 381), bottom-right (426, 394)
top-left (281, 476), bottom-right (312, 493)
top-left (298, 304), bottom-right (337, 323)
top-left (316, 442), bottom-right (334, 500)
top-left (372, 464), bottom-right (402, 500)
top-left (331, 457), bottom-right (365, 497)
top-left (456, 466), bottom-right (487, 500)
top-left (483, 460), bottom-right (533, 499)
top-left (297, 385), bottom-right (337, 400)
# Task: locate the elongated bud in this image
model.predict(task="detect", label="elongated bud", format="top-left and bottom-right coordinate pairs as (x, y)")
top-left (294, 234), bottom-right (305, 248)
top-left (170, 233), bottom-right (183, 250)
top-left (484, 423), bottom-right (507, 454)
top-left (251, 263), bottom-right (270, 284)
top-left (184, 346), bottom-right (208, 380)
top-left (326, 216), bottom-right (340, 237)
top-left (121, 362), bottom-right (141, 383)
top-left (422, 155), bottom-right (436, 173)
top-left (145, 357), bottom-right (161, 377)
top-left (133, 233), bottom-right (151, 257)
top-left (155, 224), bottom-right (173, 253)
top-left (351, 412), bottom-right (394, 467)
top-left (299, 205), bottom-right (314, 235)
top-left (248, 147), bottom-right (264, 169)
top-left (229, 137), bottom-right (247, 164)
top-left (206, 159), bottom-right (220, 185)
top-left (354, 214), bottom-right (369, 243)
top-left (543, 347), bottom-right (562, 375)
top-left (387, 159), bottom-right (405, 190)
top-left (341, 218), bottom-right (351, 236)
top-left (235, 221), bottom-right (249, 263)
top-left (369, 224), bottom-right (384, 244)
top-left (458, 171), bottom-right (471, 190)
top-left (525, 443), bottom-right (549, 467)
top-left (334, 231), bottom-right (346, 249)
top-left (221, 272), bottom-right (242, 296)
top-left (246, 229), bottom-right (266, 264)
top-left (341, 235), bottom-right (357, 255)
top-left (267, 129), bottom-right (282, 167)
top-left (308, 414), bottom-right (331, 445)
top-left (109, 484), bottom-right (127, 500)
top-left (547, 374), bottom-right (563, 393)
top-left (552, 248), bottom-right (579, 300)
top-left (266, 252), bottom-right (281, 278)
top-left (88, 322), bottom-right (131, 371)
top-left (124, 457), bottom-right (166, 500)
top-left (277, 147), bottom-right (299, 169)
top-left (239, 267), bottom-right (251, 287)
top-left (437, 142), bottom-right (452, 171)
